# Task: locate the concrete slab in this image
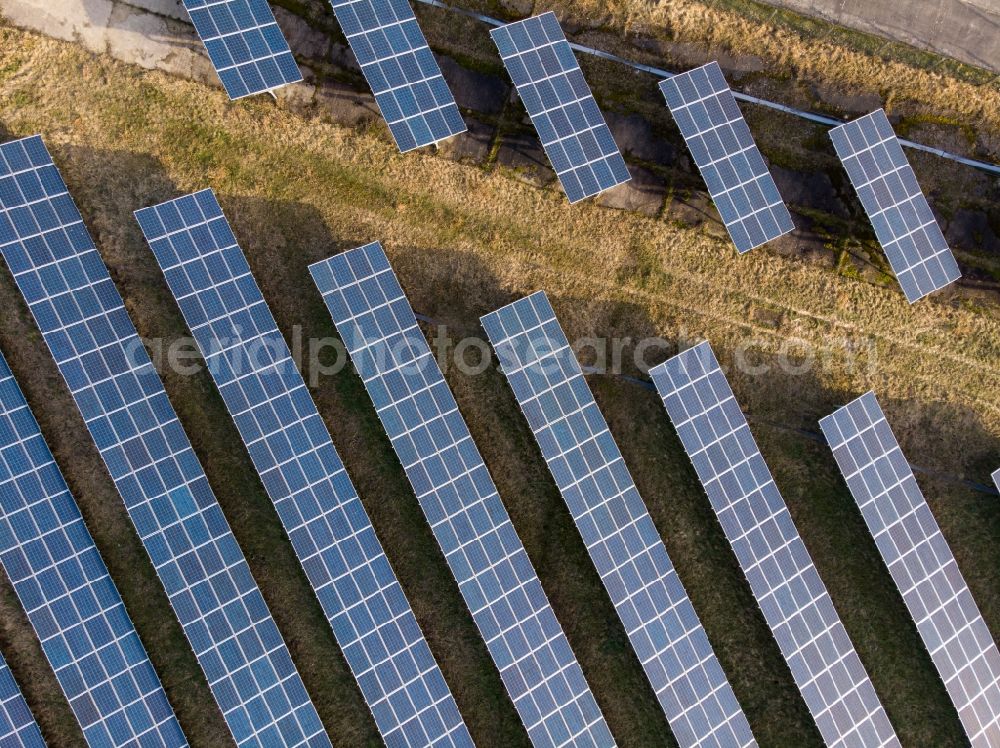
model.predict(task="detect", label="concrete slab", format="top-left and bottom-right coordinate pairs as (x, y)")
top-left (495, 129), bottom-right (556, 189)
top-left (105, 2), bottom-right (210, 81)
top-left (330, 42), bottom-right (362, 75)
top-left (274, 6), bottom-right (330, 62)
top-left (665, 190), bottom-right (713, 229)
top-left (605, 111), bottom-right (674, 166)
top-left (497, 0), bottom-right (533, 16)
top-left (1, 0), bottom-right (113, 51)
top-left (274, 70), bottom-right (318, 113)
top-left (771, 165), bottom-right (849, 217)
top-left (124, 0), bottom-right (186, 23)
top-left (946, 209), bottom-right (1000, 254)
top-left (1, 0), bottom-right (216, 86)
top-left (437, 117), bottom-right (493, 164)
top-left (596, 165), bottom-right (666, 217)
top-left (759, 0), bottom-right (1000, 74)
top-left (313, 78), bottom-right (380, 127)
top-left (438, 56), bottom-right (507, 115)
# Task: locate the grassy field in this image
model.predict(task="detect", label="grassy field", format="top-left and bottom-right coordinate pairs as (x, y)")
top-left (0, 16), bottom-right (998, 748)
top-left (409, 0), bottom-right (1000, 289)
top-left (446, 0), bottom-right (1000, 129)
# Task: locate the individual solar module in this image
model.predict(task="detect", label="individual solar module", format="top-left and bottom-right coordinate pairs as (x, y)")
top-left (310, 242), bottom-right (616, 748)
top-left (993, 468), bottom-right (1000, 494)
top-left (481, 292), bottom-right (756, 748)
top-left (490, 12), bottom-right (630, 203)
top-left (649, 342), bottom-right (899, 748)
top-left (659, 62), bottom-right (794, 253)
top-left (0, 654), bottom-right (45, 748)
top-left (135, 191), bottom-right (472, 748)
top-left (0, 135), bottom-right (329, 748)
top-left (327, 0), bottom-right (466, 152)
top-left (0, 352), bottom-right (187, 748)
top-left (820, 392), bottom-right (1000, 747)
top-left (829, 109), bottom-right (960, 302)
top-left (181, 0), bottom-right (302, 99)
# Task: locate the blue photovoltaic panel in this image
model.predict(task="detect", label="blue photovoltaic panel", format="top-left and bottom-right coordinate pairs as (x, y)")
top-left (182, 0), bottom-right (303, 99)
top-left (0, 654), bottom-right (45, 748)
top-left (829, 109), bottom-right (960, 303)
top-left (481, 292), bottom-right (756, 748)
top-left (993, 469), bottom-right (1000, 494)
top-left (135, 190), bottom-right (472, 748)
top-left (310, 243), bottom-right (616, 748)
top-left (0, 352), bottom-right (187, 748)
top-left (0, 135), bottom-right (329, 748)
top-left (327, 0), bottom-right (466, 152)
top-left (659, 62), bottom-right (794, 253)
top-left (490, 12), bottom-right (630, 203)
top-left (820, 392), bottom-right (1000, 747)
top-left (649, 343), bottom-right (899, 748)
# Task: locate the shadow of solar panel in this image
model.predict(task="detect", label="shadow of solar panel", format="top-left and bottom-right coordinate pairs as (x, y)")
top-left (993, 469), bottom-right (1000, 495)
top-left (490, 12), bottom-right (630, 203)
top-left (829, 109), bottom-right (960, 303)
top-left (0, 655), bottom-right (44, 748)
top-left (0, 135), bottom-right (330, 748)
top-left (310, 243), bottom-right (616, 748)
top-left (135, 190), bottom-right (472, 748)
top-left (182, 0), bottom-right (303, 99)
top-left (649, 342), bottom-right (900, 748)
top-left (820, 393), bottom-right (1000, 747)
top-left (328, 0), bottom-right (466, 151)
top-left (659, 62), bottom-right (793, 253)
top-left (0, 353), bottom-right (187, 748)
top-left (481, 292), bottom-right (756, 748)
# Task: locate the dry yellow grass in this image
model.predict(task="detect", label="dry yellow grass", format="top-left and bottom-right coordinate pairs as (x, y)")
top-left (0, 20), bottom-right (997, 748)
top-left (455, 0), bottom-right (1000, 146)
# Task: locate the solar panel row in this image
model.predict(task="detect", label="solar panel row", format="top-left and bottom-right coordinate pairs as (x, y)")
top-left (175, 6), bottom-right (962, 302)
top-left (0, 135), bottom-right (330, 748)
top-left (481, 292), bottom-right (756, 748)
top-left (829, 109), bottom-right (960, 303)
top-left (182, 0), bottom-right (303, 99)
top-left (820, 392), bottom-right (1000, 747)
top-left (310, 242), bottom-right (616, 748)
top-left (177, 7), bottom-right (960, 302)
top-left (659, 62), bottom-right (794, 253)
top-left (0, 654), bottom-right (45, 748)
top-left (649, 342), bottom-right (900, 748)
top-left (135, 190), bottom-right (472, 748)
top-left (0, 352), bottom-right (187, 748)
top-left (491, 12), bottom-right (630, 203)
top-left (328, 0), bottom-right (466, 152)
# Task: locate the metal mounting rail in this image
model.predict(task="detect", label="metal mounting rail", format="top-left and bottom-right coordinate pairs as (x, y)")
top-left (414, 0), bottom-right (1000, 176)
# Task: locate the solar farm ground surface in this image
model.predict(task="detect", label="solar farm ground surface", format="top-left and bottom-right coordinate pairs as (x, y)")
top-left (0, 9), bottom-right (997, 748)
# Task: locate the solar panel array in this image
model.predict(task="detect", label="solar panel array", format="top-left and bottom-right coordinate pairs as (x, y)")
top-left (659, 62), bottom-right (794, 253)
top-left (820, 392), bottom-right (1000, 747)
top-left (0, 135), bottom-right (329, 748)
top-left (649, 342), bottom-right (900, 748)
top-left (0, 351), bottom-right (187, 748)
top-left (182, 0), bottom-right (303, 99)
top-left (310, 242), bottom-right (616, 748)
top-left (490, 12), bottom-right (630, 203)
top-left (328, 0), bottom-right (466, 152)
top-left (829, 109), bottom-right (960, 303)
top-left (135, 190), bottom-right (472, 748)
top-left (0, 654), bottom-right (44, 748)
top-left (481, 292), bottom-right (756, 748)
